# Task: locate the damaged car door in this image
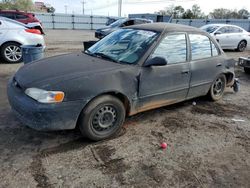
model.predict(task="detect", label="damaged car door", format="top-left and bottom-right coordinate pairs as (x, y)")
top-left (137, 33), bottom-right (191, 111)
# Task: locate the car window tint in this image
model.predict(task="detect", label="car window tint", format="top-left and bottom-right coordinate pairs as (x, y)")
top-left (0, 13), bottom-right (15, 19)
top-left (16, 14), bottom-right (28, 19)
top-left (229, 26), bottom-right (243, 33)
top-left (151, 34), bottom-right (187, 64)
top-left (189, 34), bottom-right (212, 60)
top-left (211, 41), bottom-right (219, 56)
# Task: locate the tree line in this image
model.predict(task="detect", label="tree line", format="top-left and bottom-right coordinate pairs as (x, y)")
top-left (156, 4), bottom-right (249, 19)
top-left (0, 0), bottom-right (55, 13)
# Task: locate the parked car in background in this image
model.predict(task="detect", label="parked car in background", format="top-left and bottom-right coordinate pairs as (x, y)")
top-left (8, 23), bottom-right (235, 141)
top-left (95, 18), bottom-right (153, 39)
top-left (0, 16), bottom-right (45, 63)
top-left (200, 24), bottom-right (250, 52)
top-left (105, 17), bottom-right (119, 26)
top-left (0, 10), bottom-right (43, 33)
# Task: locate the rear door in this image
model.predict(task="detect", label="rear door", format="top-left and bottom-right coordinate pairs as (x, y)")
top-left (0, 20), bottom-right (8, 45)
top-left (187, 33), bottom-right (223, 99)
top-left (137, 33), bottom-right (191, 110)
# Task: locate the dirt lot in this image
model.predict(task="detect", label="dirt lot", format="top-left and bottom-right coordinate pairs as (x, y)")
top-left (0, 30), bottom-right (250, 188)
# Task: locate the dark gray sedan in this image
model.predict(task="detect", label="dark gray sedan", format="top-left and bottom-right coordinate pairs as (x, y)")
top-left (8, 23), bottom-right (235, 141)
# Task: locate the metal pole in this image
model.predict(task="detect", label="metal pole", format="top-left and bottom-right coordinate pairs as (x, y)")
top-left (82, 1), bottom-right (85, 15)
top-left (64, 5), bottom-right (68, 14)
top-left (118, 0), bottom-right (122, 17)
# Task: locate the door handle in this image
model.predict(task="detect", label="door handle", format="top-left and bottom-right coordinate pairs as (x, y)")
top-left (216, 63), bottom-right (222, 67)
top-left (181, 70), bottom-right (189, 74)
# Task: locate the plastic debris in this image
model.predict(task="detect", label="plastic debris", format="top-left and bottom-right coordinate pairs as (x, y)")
top-left (232, 119), bottom-right (245, 122)
top-left (161, 142), bottom-right (168, 149)
top-left (192, 101), bottom-right (196, 106)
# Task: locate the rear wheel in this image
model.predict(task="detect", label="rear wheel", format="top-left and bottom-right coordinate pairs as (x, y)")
top-left (208, 74), bottom-right (226, 101)
top-left (237, 40), bottom-right (247, 52)
top-left (244, 67), bottom-right (250, 74)
top-left (78, 95), bottom-right (125, 141)
top-left (0, 42), bottom-right (22, 63)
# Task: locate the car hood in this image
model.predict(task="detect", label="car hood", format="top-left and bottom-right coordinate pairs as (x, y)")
top-left (15, 52), bottom-right (126, 88)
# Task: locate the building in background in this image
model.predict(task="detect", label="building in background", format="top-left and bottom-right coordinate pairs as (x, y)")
top-left (34, 1), bottom-right (55, 13)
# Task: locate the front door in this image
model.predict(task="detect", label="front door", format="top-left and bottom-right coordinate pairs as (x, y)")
top-left (137, 33), bottom-right (191, 112)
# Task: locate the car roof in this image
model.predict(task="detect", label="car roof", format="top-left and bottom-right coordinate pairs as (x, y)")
top-left (203, 23), bottom-right (242, 28)
top-left (126, 22), bottom-right (203, 33)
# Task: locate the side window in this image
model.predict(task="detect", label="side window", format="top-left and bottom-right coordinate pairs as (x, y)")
top-left (230, 26), bottom-right (243, 33)
top-left (211, 41), bottom-right (219, 56)
top-left (218, 26), bottom-right (229, 34)
top-left (189, 34), bottom-right (212, 60)
top-left (152, 33), bottom-right (187, 64)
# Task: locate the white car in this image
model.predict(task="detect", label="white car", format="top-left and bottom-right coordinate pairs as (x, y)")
top-left (0, 16), bottom-right (45, 63)
top-left (200, 24), bottom-right (250, 52)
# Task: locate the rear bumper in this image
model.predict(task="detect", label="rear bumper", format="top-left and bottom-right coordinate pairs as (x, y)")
top-left (7, 78), bottom-right (86, 131)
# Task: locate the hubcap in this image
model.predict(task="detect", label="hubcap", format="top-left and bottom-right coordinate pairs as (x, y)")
top-left (92, 105), bottom-right (117, 132)
top-left (239, 42), bottom-right (246, 51)
top-left (4, 45), bottom-right (22, 62)
top-left (213, 78), bottom-right (224, 96)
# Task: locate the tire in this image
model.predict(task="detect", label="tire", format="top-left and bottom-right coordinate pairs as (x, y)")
top-left (244, 67), bottom-right (250, 74)
top-left (0, 42), bottom-right (22, 63)
top-left (237, 40), bottom-right (247, 52)
top-left (208, 74), bottom-right (226, 101)
top-left (78, 95), bottom-right (125, 141)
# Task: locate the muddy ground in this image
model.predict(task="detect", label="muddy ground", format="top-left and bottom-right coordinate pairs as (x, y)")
top-left (0, 30), bottom-right (250, 188)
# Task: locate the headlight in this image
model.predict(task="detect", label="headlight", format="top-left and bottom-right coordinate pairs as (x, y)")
top-left (25, 88), bottom-right (64, 103)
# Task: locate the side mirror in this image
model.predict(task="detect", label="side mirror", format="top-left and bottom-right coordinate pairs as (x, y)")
top-left (214, 31), bottom-right (222, 35)
top-left (144, 57), bottom-right (167, 67)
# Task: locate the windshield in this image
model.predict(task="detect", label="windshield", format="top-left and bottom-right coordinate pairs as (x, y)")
top-left (0, 16), bottom-right (27, 27)
top-left (86, 29), bottom-right (159, 65)
top-left (109, 18), bottom-right (127, 27)
top-left (201, 25), bottom-right (220, 33)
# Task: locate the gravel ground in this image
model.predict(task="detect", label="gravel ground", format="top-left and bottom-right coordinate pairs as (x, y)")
top-left (0, 30), bottom-right (250, 188)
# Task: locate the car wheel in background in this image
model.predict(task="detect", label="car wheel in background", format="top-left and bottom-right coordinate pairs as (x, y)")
top-left (0, 42), bottom-right (22, 63)
top-left (237, 40), bottom-right (247, 52)
top-left (79, 95), bottom-right (125, 141)
top-left (244, 67), bottom-right (250, 74)
top-left (208, 74), bottom-right (226, 101)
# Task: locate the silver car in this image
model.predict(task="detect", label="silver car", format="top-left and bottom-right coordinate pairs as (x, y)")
top-left (200, 24), bottom-right (250, 52)
top-left (0, 17), bottom-right (45, 63)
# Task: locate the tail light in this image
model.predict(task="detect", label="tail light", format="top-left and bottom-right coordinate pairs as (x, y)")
top-left (25, 29), bottom-right (41, 35)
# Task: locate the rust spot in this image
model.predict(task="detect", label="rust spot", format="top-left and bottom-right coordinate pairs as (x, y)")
top-left (129, 99), bottom-right (178, 116)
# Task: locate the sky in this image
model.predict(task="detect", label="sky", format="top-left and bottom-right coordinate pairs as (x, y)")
top-left (35, 0), bottom-right (250, 16)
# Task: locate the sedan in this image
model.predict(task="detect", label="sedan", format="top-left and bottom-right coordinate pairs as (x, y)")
top-left (200, 24), bottom-right (250, 52)
top-left (0, 16), bottom-right (45, 63)
top-left (95, 18), bottom-right (153, 39)
top-left (8, 23), bottom-right (235, 141)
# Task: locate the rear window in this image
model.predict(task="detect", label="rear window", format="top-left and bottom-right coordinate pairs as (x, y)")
top-left (16, 14), bottom-right (28, 19)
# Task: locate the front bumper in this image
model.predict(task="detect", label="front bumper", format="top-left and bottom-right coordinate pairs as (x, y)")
top-left (238, 57), bottom-right (250, 68)
top-left (7, 78), bottom-right (86, 131)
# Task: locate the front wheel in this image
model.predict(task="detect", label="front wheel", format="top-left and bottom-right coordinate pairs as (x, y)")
top-left (208, 74), bottom-right (226, 101)
top-left (78, 95), bottom-right (125, 141)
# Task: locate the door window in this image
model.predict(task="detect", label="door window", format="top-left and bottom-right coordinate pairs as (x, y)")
top-left (189, 34), bottom-right (212, 60)
top-left (151, 33), bottom-right (187, 64)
